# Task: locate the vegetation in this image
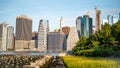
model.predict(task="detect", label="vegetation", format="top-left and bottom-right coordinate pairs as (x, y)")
top-left (72, 20), bottom-right (120, 57)
top-left (62, 55), bottom-right (120, 68)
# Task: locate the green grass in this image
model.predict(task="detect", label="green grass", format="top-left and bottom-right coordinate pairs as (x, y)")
top-left (62, 55), bottom-right (120, 68)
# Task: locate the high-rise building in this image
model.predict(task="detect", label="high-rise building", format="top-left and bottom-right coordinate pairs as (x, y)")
top-left (15, 15), bottom-right (32, 50)
top-left (76, 16), bottom-right (82, 38)
top-left (113, 15), bottom-right (118, 24)
top-left (60, 17), bottom-right (64, 32)
top-left (111, 16), bottom-right (114, 25)
top-left (95, 7), bottom-right (101, 31)
top-left (111, 15), bottom-right (118, 25)
top-left (62, 26), bottom-right (70, 50)
top-left (6, 26), bottom-right (14, 50)
top-left (38, 20), bottom-right (49, 52)
top-left (16, 15), bottom-right (32, 40)
top-left (0, 22), bottom-right (8, 51)
top-left (119, 12), bottom-right (120, 20)
top-left (76, 15), bottom-right (93, 38)
top-left (67, 27), bottom-right (79, 51)
top-left (62, 26), bottom-right (70, 39)
top-left (47, 32), bottom-right (66, 52)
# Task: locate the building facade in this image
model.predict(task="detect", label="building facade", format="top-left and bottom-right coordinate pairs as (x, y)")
top-left (38, 20), bottom-right (49, 52)
top-left (16, 15), bottom-right (32, 40)
top-left (119, 12), bottom-right (120, 20)
top-left (0, 22), bottom-right (8, 51)
top-left (6, 26), bottom-right (14, 50)
top-left (15, 15), bottom-right (32, 50)
top-left (62, 26), bottom-right (70, 50)
top-left (67, 27), bottom-right (79, 51)
top-left (47, 32), bottom-right (66, 52)
top-left (95, 7), bottom-right (101, 31)
top-left (76, 15), bottom-right (93, 38)
top-left (76, 16), bottom-right (82, 38)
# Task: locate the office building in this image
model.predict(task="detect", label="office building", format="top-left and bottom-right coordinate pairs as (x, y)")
top-left (76, 15), bottom-right (93, 38)
top-left (67, 27), bottom-right (79, 51)
top-left (15, 15), bottom-right (32, 50)
top-left (76, 16), bottom-right (82, 38)
top-left (60, 17), bottom-right (64, 32)
top-left (111, 16), bottom-right (114, 25)
top-left (62, 26), bottom-right (70, 50)
top-left (16, 15), bottom-right (32, 40)
top-left (0, 22), bottom-right (8, 51)
top-left (95, 7), bottom-right (101, 31)
top-left (47, 32), bottom-right (66, 51)
top-left (119, 12), bottom-right (120, 20)
top-left (62, 26), bottom-right (70, 39)
top-left (38, 20), bottom-right (49, 52)
top-left (6, 26), bottom-right (14, 50)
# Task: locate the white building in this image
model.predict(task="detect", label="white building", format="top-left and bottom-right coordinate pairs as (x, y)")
top-left (38, 20), bottom-right (49, 52)
top-left (0, 22), bottom-right (8, 51)
top-left (6, 26), bottom-right (14, 50)
top-left (6, 26), bottom-right (14, 49)
top-left (67, 27), bottom-right (79, 51)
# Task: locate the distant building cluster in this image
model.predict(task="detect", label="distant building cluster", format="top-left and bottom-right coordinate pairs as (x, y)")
top-left (0, 8), bottom-right (120, 52)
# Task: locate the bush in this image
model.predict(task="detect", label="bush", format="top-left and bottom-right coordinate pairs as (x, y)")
top-left (94, 47), bottom-right (114, 57)
top-left (75, 49), bottom-right (94, 57)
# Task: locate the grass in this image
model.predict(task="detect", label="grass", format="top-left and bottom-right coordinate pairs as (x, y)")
top-left (62, 55), bottom-right (120, 68)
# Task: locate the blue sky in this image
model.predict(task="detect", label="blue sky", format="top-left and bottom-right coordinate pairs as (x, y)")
top-left (0, 0), bottom-right (120, 32)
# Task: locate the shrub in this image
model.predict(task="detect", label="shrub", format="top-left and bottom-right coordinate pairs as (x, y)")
top-left (75, 49), bottom-right (94, 57)
top-left (94, 47), bottom-right (114, 57)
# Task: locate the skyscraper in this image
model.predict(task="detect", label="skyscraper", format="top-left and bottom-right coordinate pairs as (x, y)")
top-left (16, 15), bottom-right (32, 40)
top-left (6, 26), bottom-right (14, 50)
top-left (76, 16), bottom-right (82, 38)
top-left (67, 27), bottom-right (79, 51)
top-left (111, 16), bottom-right (114, 25)
top-left (119, 12), bottom-right (120, 20)
top-left (76, 15), bottom-right (93, 38)
top-left (60, 17), bottom-right (64, 32)
top-left (95, 7), bottom-right (101, 31)
top-left (47, 32), bottom-right (65, 51)
top-left (38, 19), bottom-right (49, 52)
top-left (15, 15), bottom-right (32, 50)
top-left (62, 26), bottom-right (70, 50)
top-left (0, 22), bottom-right (8, 51)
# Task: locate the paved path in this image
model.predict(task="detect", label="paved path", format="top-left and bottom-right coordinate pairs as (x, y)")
top-left (49, 57), bottom-right (66, 68)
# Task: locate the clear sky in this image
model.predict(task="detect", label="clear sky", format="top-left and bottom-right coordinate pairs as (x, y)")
top-left (0, 0), bottom-right (120, 32)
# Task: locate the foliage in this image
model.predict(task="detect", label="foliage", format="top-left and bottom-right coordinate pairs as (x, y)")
top-left (73, 20), bottom-right (120, 57)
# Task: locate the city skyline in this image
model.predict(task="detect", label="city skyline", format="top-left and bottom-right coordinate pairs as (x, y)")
top-left (0, 0), bottom-right (120, 32)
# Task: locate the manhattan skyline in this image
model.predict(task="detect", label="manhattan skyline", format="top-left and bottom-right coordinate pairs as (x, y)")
top-left (0, 0), bottom-right (120, 32)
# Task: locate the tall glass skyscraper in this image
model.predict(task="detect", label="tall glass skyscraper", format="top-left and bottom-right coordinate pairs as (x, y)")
top-left (76, 16), bottom-right (82, 38)
top-left (38, 19), bottom-right (49, 52)
top-left (76, 15), bottom-right (93, 38)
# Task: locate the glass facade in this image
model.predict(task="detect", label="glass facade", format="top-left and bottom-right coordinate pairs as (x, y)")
top-left (76, 15), bottom-right (93, 38)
